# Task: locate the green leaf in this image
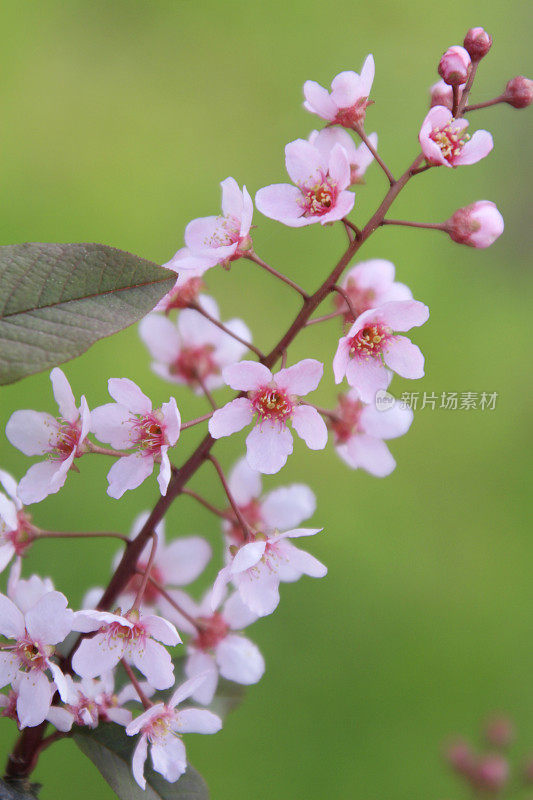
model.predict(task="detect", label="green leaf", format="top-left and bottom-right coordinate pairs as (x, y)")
top-left (73, 723), bottom-right (209, 800)
top-left (0, 778), bottom-right (40, 800)
top-left (209, 679), bottom-right (245, 720)
top-left (0, 243), bottom-right (175, 385)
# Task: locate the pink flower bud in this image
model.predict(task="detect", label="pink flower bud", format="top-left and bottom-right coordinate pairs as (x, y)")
top-left (445, 739), bottom-right (476, 776)
top-left (438, 46), bottom-right (471, 86)
top-left (430, 80), bottom-right (454, 109)
top-left (505, 76), bottom-right (533, 109)
top-left (463, 27), bottom-right (492, 61)
top-left (472, 754), bottom-right (509, 792)
top-left (447, 201), bottom-right (504, 248)
top-left (484, 716), bottom-right (514, 748)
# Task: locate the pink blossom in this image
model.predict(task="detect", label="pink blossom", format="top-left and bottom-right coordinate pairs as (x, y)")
top-left (0, 471), bottom-right (32, 572)
top-left (153, 266), bottom-right (207, 314)
top-left (126, 674), bottom-right (222, 789)
top-left (255, 139), bottom-right (355, 227)
top-left (330, 389), bottom-right (413, 476)
top-left (308, 127), bottom-right (378, 185)
top-left (463, 28), bottom-right (492, 61)
top-left (333, 300), bottom-right (429, 402)
top-left (303, 55), bottom-right (375, 127)
top-left (5, 368), bottom-right (91, 505)
top-left (447, 201), bottom-right (504, 248)
top-left (56, 672), bottom-right (155, 730)
top-left (164, 589), bottom-right (264, 705)
top-left (113, 512), bottom-right (211, 609)
top-left (429, 80), bottom-right (465, 111)
top-left (0, 588), bottom-right (74, 727)
top-left (223, 457), bottom-right (316, 545)
top-left (0, 675), bottom-right (73, 732)
top-left (72, 608), bottom-right (181, 690)
top-left (139, 297), bottom-right (252, 394)
top-left (211, 528), bottom-right (327, 617)
top-left (164, 177), bottom-right (253, 276)
top-left (419, 106), bottom-right (493, 167)
top-left (91, 378), bottom-right (181, 498)
top-left (335, 259), bottom-right (412, 324)
top-left (209, 359), bottom-right (327, 474)
top-left (504, 76), bottom-right (533, 109)
top-left (438, 46), bottom-right (471, 85)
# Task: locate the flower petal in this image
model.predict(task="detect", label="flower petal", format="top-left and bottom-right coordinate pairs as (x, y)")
top-left (216, 634), bottom-right (265, 685)
top-left (150, 736), bottom-right (187, 783)
top-left (208, 398), bottom-right (253, 439)
top-left (345, 434), bottom-right (396, 477)
top-left (275, 359), bottom-right (323, 396)
top-left (345, 358), bottom-right (391, 403)
top-left (25, 591), bottom-right (73, 644)
top-left (50, 368), bottom-right (78, 423)
top-left (302, 80), bottom-right (337, 120)
top-left (383, 336), bottom-right (425, 379)
top-left (90, 403), bottom-right (134, 449)
top-left (261, 484), bottom-right (316, 530)
top-left (107, 378), bottom-right (152, 414)
top-left (160, 537), bottom-right (211, 586)
top-left (291, 405), bottom-right (328, 450)
top-left (106, 454), bottom-right (154, 499)
top-left (246, 422), bottom-right (293, 474)
top-left (228, 458), bottom-right (262, 506)
top-left (255, 184), bottom-right (305, 225)
top-left (17, 671), bottom-right (53, 728)
top-left (175, 708), bottom-right (222, 735)
top-left (131, 638), bottom-right (175, 690)
top-left (17, 461), bottom-right (67, 505)
top-left (184, 651), bottom-right (219, 705)
top-left (222, 361), bottom-right (272, 392)
top-left (6, 411), bottom-right (58, 456)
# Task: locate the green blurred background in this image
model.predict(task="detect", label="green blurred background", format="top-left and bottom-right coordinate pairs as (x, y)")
top-left (0, 1), bottom-right (531, 797)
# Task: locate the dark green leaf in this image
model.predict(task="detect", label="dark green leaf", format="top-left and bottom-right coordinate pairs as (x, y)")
top-left (73, 723), bottom-right (208, 800)
top-left (0, 243), bottom-right (175, 385)
top-left (209, 679), bottom-right (245, 720)
top-left (0, 778), bottom-right (40, 800)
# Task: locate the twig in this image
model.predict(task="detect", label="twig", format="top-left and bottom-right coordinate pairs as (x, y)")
top-left (121, 660), bottom-right (152, 710)
top-left (305, 309), bottom-right (346, 327)
top-left (207, 454), bottom-right (253, 541)
top-left (181, 488), bottom-right (230, 519)
top-left (463, 95), bottom-right (505, 112)
top-left (180, 412), bottom-right (213, 431)
top-left (245, 252), bottom-right (309, 299)
top-left (330, 285), bottom-right (358, 321)
top-left (137, 571), bottom-right (201, 631)
top-left (456, 61), bottom-right (479, 116)
top-left (353, 124), bottom-right (395, 185)
top-left (33, 529), bottom-right (130, 543)
top-left (381, 219), bottom-right (446, 231)
top-left (196, 375), bottom-right (218, 411)
top-left (188, 302), bottom-right (265, 360)
top-left (86, 442), bottom-right (132, 458)
top-left (131, 532), bottom-right (157, 610)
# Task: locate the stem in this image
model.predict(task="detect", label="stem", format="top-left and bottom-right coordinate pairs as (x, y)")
top-left (304, 403), bottom-right (339, 423)
top-left (36, 732), bottom-right (66, 755)
top-left (87, 442), bottom-right (132, 458)
top-left (411, 163), bottom-right (432, 175)
top-left (381, 219), bottom-right (446, 231)
top-left (181, 488), bottom-right (230, 519)
top-left (280, 349), bottom-right (288, 369)
top-left (463, 95), bottom-right (505, 112)
top-left (6, 148), bottom-right (427, 780)
top-left (131, 532), bottom-right (157, 610)
top-left (330, 285), bottom-right (358, 321)
top-left (245, 252), bottom-right (309, 299)
top-left (353, 124), bottom-right (395, 185)
top-left (180, 412), bottom-right (213, 431)
top-left (456, 61), bottom-right (478, 116)
top-left (207, 454), bottom-right (254, 541)
top-left (188, 302), bottom-right (265, 360)
top-left (121, 660), bottom-right (152, 709)
top-left (452, 84), bottom-right (461, 117)
top-left (139, 572), bottom-right (200, 631)
top-left (305, 309), bottom-right (346, 327)
top-left (196, 375), bottom-right (218, 411)
top-left (33, 529), bottom-right (130, 543)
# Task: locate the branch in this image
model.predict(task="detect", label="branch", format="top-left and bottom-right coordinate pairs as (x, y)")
top-left (245, 252), bottom-right (309, 299)
top-left (353, 124), bottom-right (395, 185)
top-left (188, 301), bottom-right (265, 360)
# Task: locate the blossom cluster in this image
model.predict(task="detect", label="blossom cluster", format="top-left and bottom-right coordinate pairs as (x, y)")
top-left (1, 24), bottom-right (530, 794)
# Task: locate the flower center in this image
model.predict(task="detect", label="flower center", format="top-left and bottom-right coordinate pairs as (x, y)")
top-left (250, 386), bottom-right (294, 423)
top-left (333, 279), bottom-right (376, 321)
top-left (330, 396), bottom-right (364, 444)
top-left (171, 345), bottom-right (217, 384)
top-left (1, 511), bottom-right (33, 556)
top-left (206, 215), bottom-right (241, 248)
top-left (349, 323), bottom-right (391, 359)
top-left (146, 711), bottom-right (174, 744)
top-left (194, 613), bottom-right (230, 650)
top-left (106, 620), bottom-right (142, 646)
top-left (131, 411), bottom-right (166, 455)
top-left (16, 637), bottom-right (53, 672)
top-left (301, 178), bottom-right (338, 217)
top-left (430, 122), bottom-right (470, 162)
top-left (51, 419), bottom-right (82, 461)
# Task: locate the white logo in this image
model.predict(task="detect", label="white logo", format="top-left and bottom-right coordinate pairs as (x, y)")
top-left (374, 389), bottom-right (395, 411)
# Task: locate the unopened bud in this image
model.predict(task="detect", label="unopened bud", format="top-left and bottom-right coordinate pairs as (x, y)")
top-left (446, 739), bottom-right (476, 776)
top-left (504, 76), bottom-right (533, 109)
top-left (430, 80), bottom-right (454, 110)
top-left (447, 201), bottom-right (504, 249)
top-left (463, 27), bottom-right (492, 61)
top-left (484, 716), bottom-right (514, 748)
top-left (438, 46), bottom-right (471, 86)
top-left (473, 754), bottom-right (509, 792)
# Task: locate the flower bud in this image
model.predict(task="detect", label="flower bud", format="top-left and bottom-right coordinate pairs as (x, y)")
top-left (504, 76), bottom-right (533, 109)
top-left (430, 80), bottom-right (453, 109)
top-left (445, 739), bottom-right (476, 776)
top-left (484, 716), bottom-right (514, 748)
top-left (463, 27), bottom-right (492, 61)
top-left (438, 46), bottom-right (471, 86)
top-left (447, 201), bottom-right (504, 249)
top-left (473, 754), bottom-right (509, 792)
